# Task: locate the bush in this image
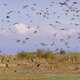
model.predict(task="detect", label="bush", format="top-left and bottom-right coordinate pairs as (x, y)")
top-left (35, 49), bottom-right (45, 59)
top-left (16, 51), bottom-right (33, 59)
top-left (59, 49), bottom-right (66, 55)
top-left (44, 51), bottom-right (54, 60)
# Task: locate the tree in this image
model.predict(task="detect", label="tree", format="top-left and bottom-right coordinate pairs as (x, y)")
top-left (59, 49), bottom-right (66, 55)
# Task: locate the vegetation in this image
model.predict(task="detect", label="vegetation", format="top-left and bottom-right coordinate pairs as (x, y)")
top-left (0, 73), bottom-right (79, 80)
top-left (16, 51), bottom-right (34, 59)
top-left (0, 50), bottom-right (80, 79)
top-left (16, 49), bottom-right (55, 60)
top-left (44, 51), bottom-right (54, 60)
top-left (0, 49), bottom-right (80, 75)
top-left (15, 49), bottom-right (80, 65)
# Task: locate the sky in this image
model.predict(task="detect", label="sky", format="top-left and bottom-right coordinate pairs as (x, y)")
top-left (0, 0), bottom-right (80, 54)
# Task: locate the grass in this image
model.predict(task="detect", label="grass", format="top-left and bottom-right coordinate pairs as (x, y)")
top-left (49, 75), bottom-right (80, 80)
top-left (0, 72), bottom-right (49, 80)
top-left (0, 72), bottom-right (80, 80)
top-left (0, 50), bottom-right (80, 80)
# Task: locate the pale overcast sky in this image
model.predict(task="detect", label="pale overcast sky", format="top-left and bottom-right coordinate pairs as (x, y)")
top-left (0, 0), bottom-right (80, 54)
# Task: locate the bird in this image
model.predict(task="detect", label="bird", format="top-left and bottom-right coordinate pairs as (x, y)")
top-left (16, 40), bottom-right (21, 43)
top-left (6, 16), bottom-right (10, 19)
top-left (59, 2), bottom-right (67, 6)
top-left (33, 30), bottom-right (38, 34)
top-left (7, 10), bottom-right (13, 14)
top-left (40, 42), bottom-right (48, 46)
top-left (22, 5), bottom-right (29, 9)
top-left (25, 37), bottom-right (30, 40)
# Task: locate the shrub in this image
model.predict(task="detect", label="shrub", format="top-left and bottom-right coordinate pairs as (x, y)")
top-left (59, 49), bottom-right (66, 55)
top-left (35, 49), bottom-right (45, 59)
top-left (16, 51), bottom-right (33, 59)
top-left (44, 51), bottom-right (54, 60)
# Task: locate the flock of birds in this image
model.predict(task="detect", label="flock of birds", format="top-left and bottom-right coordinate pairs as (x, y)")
top-left (0, 0), bottom-right (80, 52)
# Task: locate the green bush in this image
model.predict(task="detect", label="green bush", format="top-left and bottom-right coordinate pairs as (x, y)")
top-left (16, 50), bottom-right (55, 60)
top-left (16, 51), bottom-right (34, 59)
top-left (44, 51), bottom-right (54, 60)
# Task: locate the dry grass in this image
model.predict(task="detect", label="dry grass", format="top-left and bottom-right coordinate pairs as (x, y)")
top-left (0, 50), bottom-right (80, 79)
top-left (0, 50), bottom-right (80, 74)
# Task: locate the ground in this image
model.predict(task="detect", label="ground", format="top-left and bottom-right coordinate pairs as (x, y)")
top-left (0, 52), bottom-right (80, 80)
top-left (0, 72), bottom-right (80, 80)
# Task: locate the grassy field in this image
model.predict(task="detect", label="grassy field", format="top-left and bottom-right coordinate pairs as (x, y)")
top-left (0, 72), bottom-right (80, 80)
top-left (49, 75), bottom-right (80, 80)
top-left (0, 50), bottom-right (80, 80)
